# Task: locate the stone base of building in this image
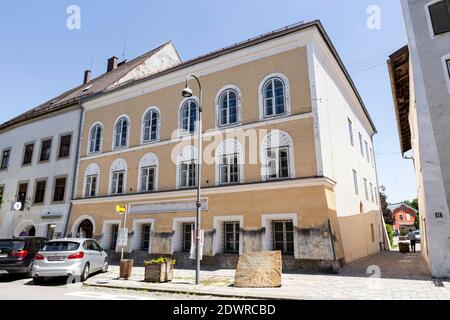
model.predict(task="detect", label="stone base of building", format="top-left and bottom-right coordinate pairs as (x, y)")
top-left (106, 250), bottom-right (344, 274)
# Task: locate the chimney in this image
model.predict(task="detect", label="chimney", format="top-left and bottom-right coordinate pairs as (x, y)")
top-left (107, 56), bottom-right (118, 72)
top-left (83, 69), bottom-right (91, 84)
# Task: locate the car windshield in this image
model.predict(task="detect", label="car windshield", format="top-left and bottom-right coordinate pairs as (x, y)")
top-left (0, 240), bottom-right (25, 250)
top-left (41, 241), bottom-right (80, 252)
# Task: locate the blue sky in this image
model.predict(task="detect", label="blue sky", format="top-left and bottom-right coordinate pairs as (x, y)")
top-left (0, 0), bottom-right (415, 203)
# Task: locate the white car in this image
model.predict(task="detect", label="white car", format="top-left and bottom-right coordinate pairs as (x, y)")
top-left (414, 230), bottom-right (421, 242)
top-left (32, 238), bottom-right (108, 283)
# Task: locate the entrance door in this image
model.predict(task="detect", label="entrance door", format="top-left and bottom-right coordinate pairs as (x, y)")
top-left (77, 219), bottom-right (93, 238)
top-left (28, 226), bottom-right (36, 236)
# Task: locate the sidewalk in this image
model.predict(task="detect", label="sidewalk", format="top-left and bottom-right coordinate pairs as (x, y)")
top-left (84, 252), bottom-right (450, 300)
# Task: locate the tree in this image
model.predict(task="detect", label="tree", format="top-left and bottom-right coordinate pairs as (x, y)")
top-left (404, 198), bottom-right (419, 229)
top-left (379, 186), bottom-right (394, 225)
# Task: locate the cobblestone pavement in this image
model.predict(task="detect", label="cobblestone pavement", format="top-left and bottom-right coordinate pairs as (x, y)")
top-left (86, 250), bottom-right (450, 300)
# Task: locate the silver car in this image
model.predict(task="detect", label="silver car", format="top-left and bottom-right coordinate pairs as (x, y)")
top-left (32, 238), bottom-right (108, 283)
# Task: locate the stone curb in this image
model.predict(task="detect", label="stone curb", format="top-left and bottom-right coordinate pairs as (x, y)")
top-left (83, 280), bottom-right (299, 300)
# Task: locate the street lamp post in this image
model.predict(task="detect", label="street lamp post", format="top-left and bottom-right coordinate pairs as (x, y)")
top-left (182, 74), bottom-right (202, 285)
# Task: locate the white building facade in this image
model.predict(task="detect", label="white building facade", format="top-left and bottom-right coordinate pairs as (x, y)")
top-left (0, 107), bottom-right (82, 238)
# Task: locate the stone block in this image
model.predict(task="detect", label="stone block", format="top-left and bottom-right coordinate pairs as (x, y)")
top-left (234, 251), bottom-right (282, 288)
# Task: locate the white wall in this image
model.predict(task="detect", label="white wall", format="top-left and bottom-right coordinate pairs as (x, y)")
top-left (0, 108), bottom-right (81, 238)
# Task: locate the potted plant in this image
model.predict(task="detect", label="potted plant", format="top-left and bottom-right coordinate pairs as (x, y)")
top-left (144, 257), bottom-right (175, 282)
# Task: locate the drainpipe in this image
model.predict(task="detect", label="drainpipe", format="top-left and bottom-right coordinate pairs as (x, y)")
top-left (63, 100), bottom-right (84, 237)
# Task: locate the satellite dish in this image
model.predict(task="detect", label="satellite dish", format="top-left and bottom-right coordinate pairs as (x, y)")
top-left (13, 202), bottom-right (22, 211)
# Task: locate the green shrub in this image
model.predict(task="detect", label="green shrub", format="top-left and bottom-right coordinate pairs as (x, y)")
top-left (385, 224), bottom-right (394, 246)
top-left (144, 257), bottom-right (176, 266)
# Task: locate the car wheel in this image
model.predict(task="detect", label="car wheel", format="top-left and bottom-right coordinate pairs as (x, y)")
top-left (26, 262), bottom-right (34, 278)
top-left (33, 277), bottom-right (45, 285)
top-left (102, 259), bottom-right (109, 273)
top-left (80, 263), bottom-right (90, 282)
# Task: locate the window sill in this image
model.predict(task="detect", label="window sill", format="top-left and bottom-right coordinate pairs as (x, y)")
top-left (56, 156), bottom-right (70, 161)
top-left (38, 160), bottom-right (50, 164)
top-left (141, 139), bottom-right (159, 145)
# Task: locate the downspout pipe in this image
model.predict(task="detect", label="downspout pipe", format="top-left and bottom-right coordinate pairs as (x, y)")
top-left (63, 99), bottom-right (84, 237)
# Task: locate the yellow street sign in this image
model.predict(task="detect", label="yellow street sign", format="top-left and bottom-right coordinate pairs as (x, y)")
top-left (116, 205), bottom-right (126, 213)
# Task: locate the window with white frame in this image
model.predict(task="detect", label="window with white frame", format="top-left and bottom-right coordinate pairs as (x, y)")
top-left (365, 141), bottom-right (370, 163)
top-left (219, 154), bottom-right (239, 185)
top-left (140, 166), bottom-right (156, 192)
top-left (224, 221), bottom-right (240, 253)
top-left (272, 220), bottom-right (294, 255)
top-left (180, 161), bottom-right (197, 188)
top-left (427, 0), bottom-right (450, 36)
top-left (370, 182), bottom-right (374, 202)
top-left (84, 163), bottom-right (100, 198)
top-left (261, 130), bottom-right (294, 181)
top-left (85, 175), bottom-right (97, 198)
top-left (353, 170), bottom-right (359, 195)
top-left (113, 117), bottom-right (129, 149)
top-left (176, 146), bottom-right (198, 189)
top-left (348, 118), bottom-right (354, 146)
top-left (262, 77), bottom-right (286, 117)
top-left (218, 89), bottom-right (238, 126)
top-left (141, 224), bottom-right (151, 251)
top-left (375, 187), bottom-right (379, 205)
top-left (142, 108), bottom-right (159, 142)
top-left (363, 178), bottom-right (368, 200)
top-left (110, 159), bottom-right (127, 195)
top-left (370, 147), bottom-right (375, 168)
top-left (89, 123), bottom-right (102, 154)
top-left (359, 133), bottom-right (364, 157)
top-left (266, 147), bottom-right (290, 180)
top-left (180, 99), bottom-right (198, 134)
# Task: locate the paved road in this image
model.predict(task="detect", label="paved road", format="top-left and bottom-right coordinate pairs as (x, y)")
top-left (0, 271), bottom-right (214, 300)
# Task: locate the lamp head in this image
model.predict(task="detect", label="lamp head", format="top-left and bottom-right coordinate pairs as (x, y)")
top-left (182, 87), bottom-right (193, 98)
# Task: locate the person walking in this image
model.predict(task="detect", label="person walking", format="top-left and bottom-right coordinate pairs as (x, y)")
top-left (407, 228), bottom-right (416, 253)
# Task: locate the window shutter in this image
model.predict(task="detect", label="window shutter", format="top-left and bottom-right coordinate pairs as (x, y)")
top-left (429, 0), bottom-right (450, 36)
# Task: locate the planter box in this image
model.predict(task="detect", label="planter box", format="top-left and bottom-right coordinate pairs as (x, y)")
top-left (144, 262), bottom-right (173, 282)
top-left (398, 242), bottom-right (410, 253)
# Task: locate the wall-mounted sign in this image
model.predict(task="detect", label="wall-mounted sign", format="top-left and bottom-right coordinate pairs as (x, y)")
top-left (116, 228), bottom-right (128, 249)
top-left (13, 202), bottom-right (22, 211)
top-left (435, 212), bottom-right (443, 219)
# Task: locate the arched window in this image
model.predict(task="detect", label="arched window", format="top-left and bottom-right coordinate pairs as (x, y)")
top-left (176, 145), bottom-right (198, 189)
top-left (138, 153), bottom-right (158, 192)
top-left (109, 158), bottom-right (127, 195)
top-left (180, 99), bottom-right (198, 134)
top-left (215, 139), bottom-right (244, 185)
top-left (263, 77), bottom-right (286, 117)
top-left (261, 130), bottom-right (295, 181)
top-left (84, 163), bottom-right (100, 198)
top-left (218, 89), bottom-right (238, 126)
top-left (113, 116), bottom-right (129, 149)
top-left (142, 108), bottom-right (160, 143)
top-left (88, 123), bottom-right (103, 154)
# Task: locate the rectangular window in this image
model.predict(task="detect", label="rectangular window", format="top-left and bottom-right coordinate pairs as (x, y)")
top-left (220, 154), bottom-right (239, 184)
top-left (111, 224), bottom-right (119, 250)
top-left (348, 119), bottom-right (354, 146)
top-left (111, 171), bottom-right (125, 194)
top-left (447, 58), bottom-right (450, 79)
top-left (140, 166), bottom-right (155, 192)
top-left (272, 220), bottom-right (294, 255)
top-left (400, 214), bottom-right (403, 221)
top-left (428, 0), bottom-right (450, 36)
top-left (375, 187), bottom-right (379, 205)
top-left (353, 170), bottom-right (359, 195)
top-left (370, 223), bottom-right (375, 242)
top-left (85, 175), bottom-right (97, 197)
top-left (22, 143), bottom-right (34, 165)
top-left (1, 149), bottom-right (10, 169)
top-left (0, 185), bottom-right (4, 209)
top-left (180, 161), bottom-right (197, 188)
top-left (370, 148), bottom-right (375, 168)
top-left (182, 223), bottom-right (194, 252)
top-left (39, 139), bottom-right (52, 162)
top-left (141, 224), bottom-right (151, 251)
top-left (58, 134), bottom-right (72, 159)
top-left (53, 177), bottom-right (66, 202)
top-left (266, 147), bottom-right (290, 180)
top-left (363, 178), bottom-right (368, 200)
top-left (365, 141), bottom-right (370, 163)
top-left (359, 133), bottom-right (364, 157)
top-left (34, 180), bottom-right (46, 204)
top-left (370, 183), bottom-right (374, 203)
top-left (17, 182), bottom-right (28, 211)
top-left (224, 221), bottom-right (240, 253)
